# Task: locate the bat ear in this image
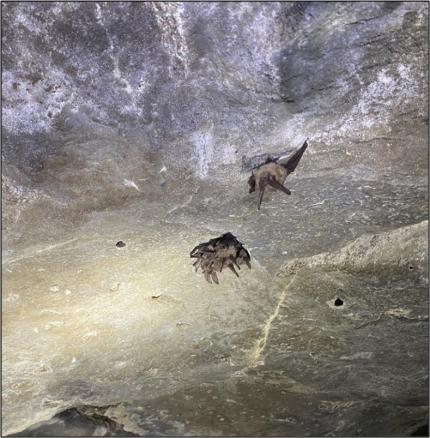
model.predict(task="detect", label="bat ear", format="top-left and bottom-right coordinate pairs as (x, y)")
top-left (228, 264), bottom-right (240, 277)
top-left (204, 271), bottom-right (212, 284)
top-left (193, 259), bottom-right (201, 271)
top-left (211, 271), bottom-right (219, 284)
top-left (257, 186), bottom-right (265, 210)
top-left (232, 258), bottom-right (241, 269)
top-left (283, 140), bottom-right (308, 173)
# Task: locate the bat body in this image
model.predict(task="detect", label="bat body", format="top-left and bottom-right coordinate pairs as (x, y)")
top-left (248, 140), bottom-right (308, 210)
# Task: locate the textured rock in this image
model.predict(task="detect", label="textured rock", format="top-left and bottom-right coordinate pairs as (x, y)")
top-left (10, 405), bottom-right (136, 437)
top-left (6, 222), bottom-right (427, 436)
top-left (1, 2), bottom-right (428, 437)
top-left (2, 1), bottom-right (428, 249)
top-left (2, 2), bottom-right (428, 168)
top-left (281, 219), bottom-right (428, 278)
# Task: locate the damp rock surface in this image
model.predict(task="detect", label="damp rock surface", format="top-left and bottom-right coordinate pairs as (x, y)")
top-left (1, 2), bottom-right (429, 437)
top-left (5, 220), bottom-right (427, 437)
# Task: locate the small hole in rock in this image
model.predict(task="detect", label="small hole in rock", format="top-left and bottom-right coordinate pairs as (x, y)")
top-left (116, 241), bottom-right (126, 248)
top-left (408, 265), bottom-right (414, 271)
top-left (334, 298), bottom-right (344, 307)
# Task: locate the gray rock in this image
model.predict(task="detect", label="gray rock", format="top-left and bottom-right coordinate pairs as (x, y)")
top-left (2, 2), bottom-right (427, 172)
top-left (1, 3), bottom-right (428, 437)
top-left (2, 2), bottom-right (428, 249)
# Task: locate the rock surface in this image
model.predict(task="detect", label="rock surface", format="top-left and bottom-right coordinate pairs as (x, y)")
top-left (2, 2), bottom-right (428, 249)
top-left (5, 221), bottom-right (428, 436)
top-left (1, 2), bottom-right (428, 437)
top-left (281, 219), bottom-right (428, 277)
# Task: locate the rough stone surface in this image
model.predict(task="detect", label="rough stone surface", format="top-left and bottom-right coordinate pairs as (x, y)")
top-left (1, 2), bottom-right (428, 437)
top-left (6, 221), bottom-right (428, 437)
top-left (2, 3), bottom-right (428, 247)
top-left (281, 219), bottom-right (428, 277)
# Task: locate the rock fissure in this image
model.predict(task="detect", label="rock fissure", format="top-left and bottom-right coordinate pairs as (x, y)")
top-left (249, 272), bottom-right (299, 368)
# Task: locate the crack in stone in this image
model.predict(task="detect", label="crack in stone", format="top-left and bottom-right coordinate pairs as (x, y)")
top-left (248, 272), bottom-right (299, 368)
top-left (2, 238), bottom-right (78, 265)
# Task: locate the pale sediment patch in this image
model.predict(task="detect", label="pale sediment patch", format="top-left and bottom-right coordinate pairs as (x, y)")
top-left (249, 272), bottom-right (298, 367)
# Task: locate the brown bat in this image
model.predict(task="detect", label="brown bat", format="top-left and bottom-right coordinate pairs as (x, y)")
top-left (248, 139), bottom-right (308, 210)
top-left (190, 232), bottom-right (251, 284)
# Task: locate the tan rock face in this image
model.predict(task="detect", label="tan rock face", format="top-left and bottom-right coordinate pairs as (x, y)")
top-left (281, 220), bottom-right (429, 278)
top-left (5, 221), bottom-right (428, 437)
top-left (2, 2), bottom-right (428, 437)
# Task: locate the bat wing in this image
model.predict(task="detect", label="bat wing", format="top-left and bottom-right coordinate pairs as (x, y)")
top-left (282, 140), bottom-right (308, 174)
